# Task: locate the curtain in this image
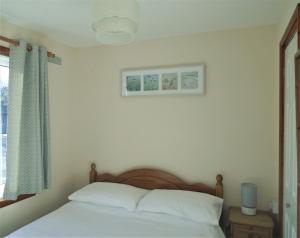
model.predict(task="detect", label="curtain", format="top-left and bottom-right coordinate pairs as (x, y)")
top-left (3, 40), bottom-right (50, 200)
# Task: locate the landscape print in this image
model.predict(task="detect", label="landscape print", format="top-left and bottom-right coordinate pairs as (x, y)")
top-left (162, 73), bottom-right (178, 90)
top-left (126, 75), bottom-right (141, 91)
top-left (144, 74), bottom-right (159, 91)
top-left (122, 64), bottom-right (204, 96)
top-left (181, 71), bottom-right (198, 89)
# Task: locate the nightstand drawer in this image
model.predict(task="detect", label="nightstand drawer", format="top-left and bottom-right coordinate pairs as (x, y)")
top-left (232, 224), bottom-right (271, 238)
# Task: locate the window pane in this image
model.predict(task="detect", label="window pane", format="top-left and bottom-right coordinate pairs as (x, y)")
top-left (0, 55), bottom-right (9, 198)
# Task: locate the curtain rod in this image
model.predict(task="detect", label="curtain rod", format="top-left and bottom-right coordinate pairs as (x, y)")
top-left (0, 35), bottom-right (58, 60)
top-left (0, 35), bottom-right (55, 58)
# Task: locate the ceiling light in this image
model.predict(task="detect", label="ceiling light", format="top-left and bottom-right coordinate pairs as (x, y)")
top-left (91, 0), bottom-right (140, 45)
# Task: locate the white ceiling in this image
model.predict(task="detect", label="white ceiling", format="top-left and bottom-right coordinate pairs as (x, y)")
top-left (0, 0), bottom-right (285, 48)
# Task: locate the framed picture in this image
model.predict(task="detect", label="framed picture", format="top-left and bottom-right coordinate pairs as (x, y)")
top-left (121, 64), bottom-right (205, 96)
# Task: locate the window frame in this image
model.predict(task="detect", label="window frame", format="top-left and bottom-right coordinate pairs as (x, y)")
top-left (0, 45), bottom-right (35, 208)
top-left (0, 46), bottom-right (9, 57)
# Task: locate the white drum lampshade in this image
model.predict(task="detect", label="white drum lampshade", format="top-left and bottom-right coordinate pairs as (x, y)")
top-left (241, 183), bottom-right (257, 216)
top-left (91, 0), bottom-right (140, 45)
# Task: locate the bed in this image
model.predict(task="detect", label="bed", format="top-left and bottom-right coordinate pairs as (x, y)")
top-left (7, 163), bottom-right (225, 237)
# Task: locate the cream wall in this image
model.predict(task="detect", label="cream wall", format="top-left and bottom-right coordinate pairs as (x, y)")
top-left (0, 16), bottom-right (280, 237)
top-left (0, 19), bottom-right (83, 236)
top-left (74, 25), bottom-right (278, 211)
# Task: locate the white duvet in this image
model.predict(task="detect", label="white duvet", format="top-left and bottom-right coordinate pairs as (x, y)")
top-left (7, 201), bottom-right (225, 237)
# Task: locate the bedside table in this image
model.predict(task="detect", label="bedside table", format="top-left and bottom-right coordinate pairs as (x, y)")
top-left (228, 207), bottom-right (274, 238)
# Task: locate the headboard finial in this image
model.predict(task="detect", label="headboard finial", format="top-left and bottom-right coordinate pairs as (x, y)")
top-left (216, 174), bottom-right (223, 184)
top-left (216, 174), bottom-right (223, 198)
top-left (90, 163), bottom-right (97, 183)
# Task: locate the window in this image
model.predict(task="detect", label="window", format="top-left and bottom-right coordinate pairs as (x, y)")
top-left (0, 55), bottom-right (9, 199)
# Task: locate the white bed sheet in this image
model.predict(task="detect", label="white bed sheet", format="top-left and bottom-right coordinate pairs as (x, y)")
top-left (7, 201), bottom-right (225, 237)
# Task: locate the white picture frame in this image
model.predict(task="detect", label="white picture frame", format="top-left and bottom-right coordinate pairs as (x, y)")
top-left (121, 64), bottom-right (205, 96)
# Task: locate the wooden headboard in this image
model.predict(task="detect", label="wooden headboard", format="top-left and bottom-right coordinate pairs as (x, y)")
top-left (89, 163), bottom-right (223, 198)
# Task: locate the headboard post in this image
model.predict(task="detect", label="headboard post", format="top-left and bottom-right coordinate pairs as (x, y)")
top-left (215, 174), bottom-right (223, 198)
top-left (90, 163), bottom-right (97, 183)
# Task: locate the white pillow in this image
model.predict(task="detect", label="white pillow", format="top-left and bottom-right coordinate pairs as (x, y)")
top-left (68, 182), bottom-right (148, 211)
top-left (137, 189), bottom-right (223, 225)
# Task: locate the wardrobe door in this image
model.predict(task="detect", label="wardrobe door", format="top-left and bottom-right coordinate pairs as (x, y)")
top-left (283, 34), bottom-right (298, 238)
top-left (295, 49), bottom-right (300, 238)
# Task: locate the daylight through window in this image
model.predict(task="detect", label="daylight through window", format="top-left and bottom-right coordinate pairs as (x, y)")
top-left (0, 55), bottom-right (9, 198)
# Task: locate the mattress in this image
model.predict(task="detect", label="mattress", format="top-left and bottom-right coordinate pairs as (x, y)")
top-left (7, 201), bottom-right (225, 237)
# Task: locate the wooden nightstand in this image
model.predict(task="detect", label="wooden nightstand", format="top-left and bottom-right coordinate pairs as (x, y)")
top-left (228, 207), bottom-right (274, 238)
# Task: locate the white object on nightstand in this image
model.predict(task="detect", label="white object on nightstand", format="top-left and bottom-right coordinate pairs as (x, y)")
top-left (241, 183), bottom-right (257, 216)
